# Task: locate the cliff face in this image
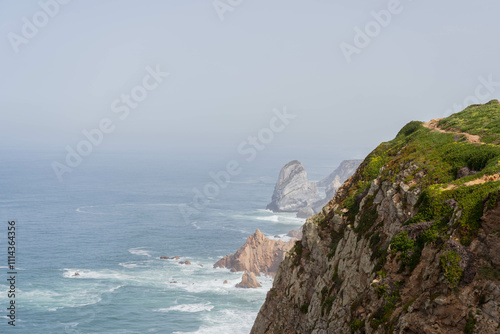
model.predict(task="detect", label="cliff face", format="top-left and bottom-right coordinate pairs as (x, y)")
top-left (252, 101), bottom-right (500, 334)
top-left (267, 160), bottom-right (321, 212)
top-left (214, 229), bottom-right (297, 277)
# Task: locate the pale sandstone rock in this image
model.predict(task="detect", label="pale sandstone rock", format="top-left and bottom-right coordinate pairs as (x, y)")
top-left (214, 229), bottom-right (296, 277)
top-left (236, 271), bottom-right (261, 289)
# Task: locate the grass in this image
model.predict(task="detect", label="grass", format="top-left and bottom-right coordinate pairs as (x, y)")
top-left (440, 251), bottom-right (463, 288)
top-left (438, 100), bottom-right (500, 144)
top-left (333, 105), bottom-right (500, 247)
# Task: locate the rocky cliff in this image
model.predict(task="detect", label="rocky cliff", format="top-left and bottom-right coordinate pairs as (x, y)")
top-left (214, 229), bottom-right (297, 277)
top-left (267, 160), bottom-right (321, 212)
top-left (252, 100), bottom-right (500, 334)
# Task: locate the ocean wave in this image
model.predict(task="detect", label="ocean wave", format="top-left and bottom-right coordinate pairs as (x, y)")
top-left (128, 247), bottom-right (152, 257)
top-left (255, 215), bottom-right (279, 222)
top-left (118, 262), bottom-right (150, 269)
top-left (154, 303), bottom-right (214, 313)
top-left (20, 288), bottom-right (102, 310)
top-left (266, 234), bottom-right (295, 242)
top-left (172, 309), bottom-right (259, 334)
top-left (62, 268), bottom-right (132, 281)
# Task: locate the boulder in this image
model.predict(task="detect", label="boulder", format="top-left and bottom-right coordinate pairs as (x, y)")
top-left (179, 261), bottom-right (191, 265)
top-left (236, 271), bottom-right (261, 289)
top-left (457, 166), bottom-right (477, 179)
top-left (214, 229), bottom-right (296, 277)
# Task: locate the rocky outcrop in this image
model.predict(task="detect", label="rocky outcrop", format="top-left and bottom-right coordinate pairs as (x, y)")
top-left (236, 271), bottom-right (262, 288)
top-left (251, 105), bottom-right (500, 334)
top-left (266, 160), bottom-right (321, 212)
top-left (214, 229), bottom-right (296, 277)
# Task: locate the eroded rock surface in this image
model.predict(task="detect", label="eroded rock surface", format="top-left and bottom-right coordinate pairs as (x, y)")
top-left (267, 160), bottom-right (320, 212)
top-left (214, 229), bottom-right (296, 277)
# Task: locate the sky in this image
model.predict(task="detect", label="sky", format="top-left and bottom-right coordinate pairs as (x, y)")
top-left (1, 0), bottom-right (499, 165)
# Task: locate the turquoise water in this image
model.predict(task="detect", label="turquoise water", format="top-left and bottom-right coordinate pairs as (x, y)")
top-left (0, 150), bottom-right (330, 333)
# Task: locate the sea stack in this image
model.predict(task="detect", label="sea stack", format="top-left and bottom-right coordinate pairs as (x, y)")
top-left (266, 160), bottom-right (320, 212)
top-left (214, 229), bottom-right (297, 277)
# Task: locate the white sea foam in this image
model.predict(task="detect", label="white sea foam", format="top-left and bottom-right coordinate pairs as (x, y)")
top-left (255, 215), bottom-right (279, 222)
top-left (118, 262), bottom-right (150, 269)
top-left (172, 309), bottom-right (259, 334)
top-left (62, 268), bottom-right (132, 281)
top-left (108, 285), bottom-right (123, 292)
top-left (128, 247), bottom-right (152, 257)
top-left (20, 288), bottom-right (102, 309)
top-left (267, 234), bottom-right (295, 242)
top-left (154, 303), bottom-right (214, 313)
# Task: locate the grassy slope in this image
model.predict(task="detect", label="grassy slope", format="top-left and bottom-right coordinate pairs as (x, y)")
top-left (336, 100), bottom-right (500, 246)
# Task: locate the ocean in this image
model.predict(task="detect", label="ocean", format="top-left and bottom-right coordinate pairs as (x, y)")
top-left (0, 149), bottom-right (336, 333)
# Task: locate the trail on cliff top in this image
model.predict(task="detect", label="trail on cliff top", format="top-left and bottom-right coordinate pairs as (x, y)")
top-left (422, 118), bottom-right (483, 144)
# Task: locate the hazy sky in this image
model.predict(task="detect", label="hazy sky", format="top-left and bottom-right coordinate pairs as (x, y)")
top-left (1, 0), bottom-right (499, 162)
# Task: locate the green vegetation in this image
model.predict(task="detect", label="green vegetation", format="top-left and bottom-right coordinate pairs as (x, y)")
top-left (369, 289), bottom-right (400, 330)
top-left (354, 196), bottom-right (378, 239)
top-left (320, 265), bottom-right (343, 317)
top-left (300, 303), bottom-right (309, 314)
top-left (328, 227), bottom-right (345, 260)
top-left (464, 311), bottom-right (476, 334)
top-left (349, 318), bottom-right (365, 333)
top-left (390, 231), bottom-right (422, 271)
top-left (438, 100), bottom-right (500, 144)
top-left (331, 101), bottom-right (500, 248)
top-left (440, 251), bottom-right (463, 288)
top-left (402, 297), bottom-right (417, 312)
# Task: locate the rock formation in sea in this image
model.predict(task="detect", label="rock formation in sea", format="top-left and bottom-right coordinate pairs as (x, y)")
top-left (251, 101), bottom-right (500, 333)
top-left (266, 160), bottom-right (321, 212)
top-left (318, 159), bottom-right (363, 199)
top-left (236, 271), bottom-right (262, 288)
top-left (213, 229), bottom-right (297, 277)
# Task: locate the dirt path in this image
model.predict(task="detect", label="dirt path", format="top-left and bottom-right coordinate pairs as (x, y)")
top-left (442, 173), bottom-right (500, 190)
top-left (423, 119), bottom-right (500, 189)
top-left (422, 118), bottom-right (482, 144)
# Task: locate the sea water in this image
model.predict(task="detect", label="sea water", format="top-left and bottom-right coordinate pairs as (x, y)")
top-left (0, 149), bottom-right (334, 333)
